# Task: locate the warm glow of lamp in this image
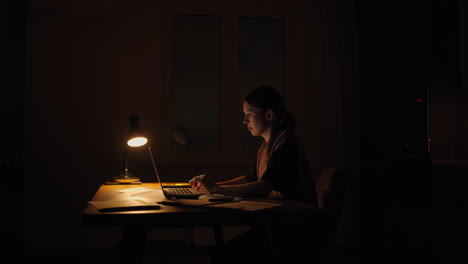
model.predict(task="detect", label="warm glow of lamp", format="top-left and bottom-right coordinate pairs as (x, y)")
top-left (127, 137), bottom-right (148, 147)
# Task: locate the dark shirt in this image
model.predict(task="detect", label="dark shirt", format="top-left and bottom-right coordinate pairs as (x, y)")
top-left (246, 131), bottom-right (317, 205)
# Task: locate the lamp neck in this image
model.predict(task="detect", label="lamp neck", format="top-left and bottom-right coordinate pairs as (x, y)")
top-left (123, 147), bottom-right (129, 173)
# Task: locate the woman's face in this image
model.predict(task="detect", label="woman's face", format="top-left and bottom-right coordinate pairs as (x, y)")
top-left (242, 101), bottom-right (271, 138)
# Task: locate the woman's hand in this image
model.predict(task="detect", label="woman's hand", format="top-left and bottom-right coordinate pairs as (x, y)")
top-left (189, 174), bottom-right (219, 194)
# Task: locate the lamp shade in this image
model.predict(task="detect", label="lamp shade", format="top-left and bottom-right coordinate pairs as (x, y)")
top-left (128, 137), bottom-right (148, 147)
top-left (127, 115), bottom-right (148, 147)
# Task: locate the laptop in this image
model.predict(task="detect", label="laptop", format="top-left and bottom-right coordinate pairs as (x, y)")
top-left (160, 183), bottom-right (204, 199)
top-left (149, 148), bottom-right (204, 199)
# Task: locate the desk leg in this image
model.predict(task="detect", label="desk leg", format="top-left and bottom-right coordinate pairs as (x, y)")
top-left (213, 225), bottom-right (224, 246)
top-left (264, 227), bottom-right (277, 258)
top-left (118, 226), bottom-right (147, 263)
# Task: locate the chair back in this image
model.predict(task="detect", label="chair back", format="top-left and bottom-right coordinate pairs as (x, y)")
top-left (316, 168), bottom-right (337, 209)
top-left (315, 167), bottom-right (347, 244)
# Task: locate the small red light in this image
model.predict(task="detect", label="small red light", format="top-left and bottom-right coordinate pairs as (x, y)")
top-left (416, 99), bottom-right (423, 103)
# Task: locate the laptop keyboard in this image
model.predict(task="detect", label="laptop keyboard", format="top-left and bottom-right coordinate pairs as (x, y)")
top-left (165, 188), bottom-right (194, 196)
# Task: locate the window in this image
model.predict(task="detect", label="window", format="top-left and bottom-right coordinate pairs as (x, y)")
top-left (172, 15), bottom-right (222, 151)
top-left (162, 3), bottom-right (297, 166)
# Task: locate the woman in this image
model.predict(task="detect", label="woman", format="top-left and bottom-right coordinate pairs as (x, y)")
top-left (189, 86), bottom-right (315, 205)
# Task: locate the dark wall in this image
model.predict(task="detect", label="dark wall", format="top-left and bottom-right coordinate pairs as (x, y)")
top-left (431, 0), bottom-right (468, 161)
top-left (358, 0), bottom-right (467, 262)
top-left (2, 0), bottom-right (26, 254)
top-left (20, 0), bottom-right (357, 250)
top-left (23, 0), bottom-right (165, 249)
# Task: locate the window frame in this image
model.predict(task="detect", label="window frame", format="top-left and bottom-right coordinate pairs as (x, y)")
top-left (159, 1), bottom-right (302, 167)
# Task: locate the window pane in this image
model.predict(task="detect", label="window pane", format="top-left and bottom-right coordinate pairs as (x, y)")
top-left (172, 15), bottom-right (221, 150)
top-left (238, 17), bottom-right (284, 150)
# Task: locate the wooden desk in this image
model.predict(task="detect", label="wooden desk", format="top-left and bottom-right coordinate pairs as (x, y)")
top-left (82, 183), bottom-right (322, 263)
top-left (82, 183), bottom-right (320, 227)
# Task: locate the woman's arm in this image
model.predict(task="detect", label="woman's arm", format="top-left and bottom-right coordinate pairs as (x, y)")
top-left (216, 175), bottom-right (249, 185)
top-left (189, 174), bottom-right (272, 197)
top-left (215, 180), bottom-right (273, 197)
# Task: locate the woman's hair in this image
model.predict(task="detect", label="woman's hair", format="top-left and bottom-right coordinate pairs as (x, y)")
top-left (244, 86), bottom-right (295, 131)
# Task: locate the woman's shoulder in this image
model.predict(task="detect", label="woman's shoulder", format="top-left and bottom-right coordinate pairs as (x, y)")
top-left (270, 130), bottom-right (299, 154)
top-left (276, 129), bottom-right (298, 145)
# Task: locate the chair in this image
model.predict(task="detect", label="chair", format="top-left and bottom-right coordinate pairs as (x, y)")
top-left (315, 167), bottom-right (348, 258)
top-left (264, 167), bottom-right (347, 263)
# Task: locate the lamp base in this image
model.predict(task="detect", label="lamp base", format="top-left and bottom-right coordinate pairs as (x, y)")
top-left (105, 180), bottom-right (142, 185)
top-left (112, 177), bottom-right (140, 183)
top-left (106, 172), bottom-right (141, 184)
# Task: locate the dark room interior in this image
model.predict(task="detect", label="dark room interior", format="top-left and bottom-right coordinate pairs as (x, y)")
top-left (3, 0), bottom-right (468, 263)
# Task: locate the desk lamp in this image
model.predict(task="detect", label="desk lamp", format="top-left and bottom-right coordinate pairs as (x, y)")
top-left (108, 116), bottom-right (148, 184)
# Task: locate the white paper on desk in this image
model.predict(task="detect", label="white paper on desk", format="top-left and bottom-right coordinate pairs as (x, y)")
top-left (158, 195), bottom-right (241, 207)
top-left (118, 187), bottom-right (154, 194)
top-left (131, 190), bottom-right (166, 203)
top-left (163, 199), bottom-right (217, 207)
top-left (199, 194), bottom-right (241, 201)
top-left (89, 199), bottom-right (153, 210)
top-left (208, 200), bottom-right (283, 211)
